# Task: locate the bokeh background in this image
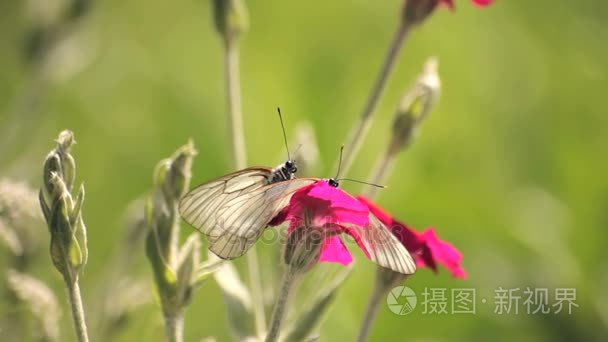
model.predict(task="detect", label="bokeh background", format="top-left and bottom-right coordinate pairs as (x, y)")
top-left (1, 0), bottom-right (607, 341)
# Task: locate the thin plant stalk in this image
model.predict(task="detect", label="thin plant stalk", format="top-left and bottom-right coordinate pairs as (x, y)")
top-left (224, 40), bottom-right (247, 170)
top-left (67, 280), bottom-right (89, 342)
top-left (357, 57), bottom-right (440, 341)
top-left (338, 20), bottom-right (411, 176)
top-left (246, 245), bottom-right (267, 337)
top-left (266, 269), bottom-right (298, 342)
top-left (39, 131), bottom-right (90, 342)
top-left (164, 310), bottom-right (184, 342)
top-left (223, 37), bottom-right (267, 337)
top-left (356, 280), bottom-right (386, 342)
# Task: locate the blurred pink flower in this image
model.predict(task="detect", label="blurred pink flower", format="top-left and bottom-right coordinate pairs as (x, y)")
top-left (441, 0), bottom-right (494, 10)
top-left (357, 196), bottom-right (466, 279)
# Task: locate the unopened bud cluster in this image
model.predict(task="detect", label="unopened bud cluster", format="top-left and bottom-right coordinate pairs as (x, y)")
top-left (389, 57), bottom-right (440, 155)
top-left (39, 130), bottom-right (88, 283)
top-left (145, 141), bottom-right (202, 318)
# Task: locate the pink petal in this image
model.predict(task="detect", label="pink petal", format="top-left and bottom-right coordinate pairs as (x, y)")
top-left (308, 181), bottom-right (369, 226)
top-left (471, 0), bottom-right (493, 7)
top-left (319, 236), bottom-right (353, 266)
top-left (419, 228), bottom-right (467, 279)
top-left (285, 181), bottom-right (369, 227)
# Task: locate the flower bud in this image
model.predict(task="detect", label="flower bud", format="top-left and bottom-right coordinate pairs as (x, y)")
top-left (212, 0), bottom-right (249, 44)
top-left (402, 0), bottom-right (441, 26)
top-left (389, 57), bottom-right (440, 154)
top-left (155, 139), bottom-right (197, 208)
top-left (55, 130), bottom-right (76, 190)
top-left (39, 130), bottom-right (88, 283)
top-left (283, 213), bottom-right (325, 274)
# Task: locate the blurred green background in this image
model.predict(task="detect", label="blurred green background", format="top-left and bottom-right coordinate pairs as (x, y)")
top-left (1, 0), bottom-right (607, 341)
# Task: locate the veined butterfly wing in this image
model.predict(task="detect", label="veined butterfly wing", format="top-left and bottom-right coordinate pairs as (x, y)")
top-left (342, 213), bottom-right (416, 274)
top-left (179, 168), bottom-right (316, 259)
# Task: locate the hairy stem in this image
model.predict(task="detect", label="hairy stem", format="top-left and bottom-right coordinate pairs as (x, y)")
top-left (224, 40), bottom-right (247, 170)
top-left (66, 277), bottom-right (90, 342)
top-left (163, 310), bottom-right (184, 342)
top-left (266, 269), bottom-right (297, 342)
top-left (223, 38), bottom-right (266, 337)
top-left (356, 280), bottom-right (386, 342)
top-left (338, 20), bottom-right (411, 176)
top-left (247, 247), bottom-right (267, 337)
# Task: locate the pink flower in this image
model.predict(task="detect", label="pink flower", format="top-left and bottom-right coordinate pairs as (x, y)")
top-left (273, 181), bottom-right (406, 270)
top-left (357, 196), bottom-right (466, 279)
top-left (283, 180), bottom-right (370, 229)
top-left (440, 0), bottom-right (494, 10)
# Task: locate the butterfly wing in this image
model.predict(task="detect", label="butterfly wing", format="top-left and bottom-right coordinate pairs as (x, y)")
top-left (179, 168), bottom-right (316, 259)
top-left (343, 213), bottom-right (416, 275)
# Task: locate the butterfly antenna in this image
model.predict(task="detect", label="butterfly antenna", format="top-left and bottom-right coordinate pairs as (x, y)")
top-left (335, 144), bottom-right (344, 179)
top-left (277, 107), bottom-right (291, 160)
top-left (337, 178), bottom-right (386, 188)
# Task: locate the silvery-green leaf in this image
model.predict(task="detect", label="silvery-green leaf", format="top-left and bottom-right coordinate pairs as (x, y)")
top-left (176, 234), bottom-right (201, 304)
top-left (193, 258), bottom-right (224, 287)
top-left (284, 266), bottom-right (352, 342)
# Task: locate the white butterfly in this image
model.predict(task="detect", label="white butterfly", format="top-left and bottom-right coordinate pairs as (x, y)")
top-left (179, 164), bottom-right (316, 259)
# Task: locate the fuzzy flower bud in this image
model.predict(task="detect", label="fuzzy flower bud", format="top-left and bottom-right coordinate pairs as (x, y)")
top-left (389, 57), bottom-right (440, 155)
top-left (39, 130), bottom-right (88, 283)
top-left (283, 217), bottom-right (325, 275)
top-left (212, 0), bottom-right (249, 44)
top-left (402, 0), bottom-right (441, 25)
top-left (155, 139), bottom-right (197, 209)
top-left (403, 0), bottom-right (493, 26)
top-left (146, 141), bottom-right (217, 342)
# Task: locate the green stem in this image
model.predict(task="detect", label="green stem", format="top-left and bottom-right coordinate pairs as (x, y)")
top-left (339, 20), bottom-right (411, 177)
top-left (224, 39), bottom-right (247, 170)
top-left (223, 37), bottom-right (267, 337)
top-left (356, 280), bottom-right (387, 342)
top-left (163, 309), bottom-right (184, 342)
top-left (266, 269), bottom-right (297, 342)
top-left (66, 277), bottom-right (90, 342)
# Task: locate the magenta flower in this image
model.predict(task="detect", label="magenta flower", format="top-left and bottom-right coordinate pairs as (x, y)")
top-left (272, 181), bottom-right (368, 265)
top-left (272, 181), bottom-right (415, 274)
top-left (357, 196), bottom-right (466, 279)
top-left (441, 0), bottom-right (494, 10)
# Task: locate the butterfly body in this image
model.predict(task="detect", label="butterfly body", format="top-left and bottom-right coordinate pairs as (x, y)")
top-left (268, 160), bottom-right (298, 183)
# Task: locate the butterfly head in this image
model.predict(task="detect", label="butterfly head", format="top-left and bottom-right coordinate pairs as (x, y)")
top-left (327, 178), bottom-right (340, 188)
top-left (284, 160), bottom-right (298, 174)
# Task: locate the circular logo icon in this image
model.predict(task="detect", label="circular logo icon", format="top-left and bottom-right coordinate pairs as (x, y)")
top-left (387, 286), bottom-right (417, 315)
